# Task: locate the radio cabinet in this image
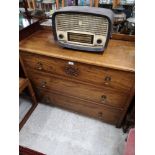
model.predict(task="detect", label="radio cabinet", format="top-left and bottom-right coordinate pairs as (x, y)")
top-left (52, 6), bottom-right (114, 52)
top-left (19, 29), bottom-right (135, 127)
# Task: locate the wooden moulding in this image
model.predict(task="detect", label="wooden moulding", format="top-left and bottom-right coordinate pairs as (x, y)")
top-left (19, 19), bottom-right (41, 41)
top-left (112, 33), bottom-right (135, 42)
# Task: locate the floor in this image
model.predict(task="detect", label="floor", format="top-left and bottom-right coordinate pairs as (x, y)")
top-left (19, 100), bottom-right (127, 155)
top-left (19, 97), bottom-right (32, 122)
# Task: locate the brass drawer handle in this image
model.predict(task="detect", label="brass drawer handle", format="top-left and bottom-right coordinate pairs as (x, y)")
top-left (41, 81), bottom-right (47, 88)
top-left (36, 62), bottom-right (43, 70)
top-left (65, 65), bottom-right (79, 77)
top-left (101, 95), bottom-right (107, 104)
top-left (104, 76), bottom-right (111, 85)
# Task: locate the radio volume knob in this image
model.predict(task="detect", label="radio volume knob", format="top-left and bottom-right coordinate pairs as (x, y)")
top-left (59, 34), bottom-right (64, 39)
top-left (97, 39), bottom-right (102, 44)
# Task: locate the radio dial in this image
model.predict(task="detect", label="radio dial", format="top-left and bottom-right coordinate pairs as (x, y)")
top-left (97, 39), bottom-right (102, 44)
top-left (59, 34), bottom-right (64, 39)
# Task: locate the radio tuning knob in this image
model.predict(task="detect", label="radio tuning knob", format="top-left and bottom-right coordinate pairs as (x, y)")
top-left (97, 39), bottom-right (102, 44)
top-left (59, 34), bottom-right (64, 39)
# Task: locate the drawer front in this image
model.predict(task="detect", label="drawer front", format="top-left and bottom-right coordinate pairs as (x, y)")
top-left (35, 88), bottom-right (122, 125)
top-left (29, 70), bottom-right (129, 109)
top-left (20, 52), bottom-right (134, 93)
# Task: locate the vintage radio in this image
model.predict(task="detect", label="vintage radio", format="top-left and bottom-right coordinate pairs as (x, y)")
top-left (52, 6), bottom-right (114, 53)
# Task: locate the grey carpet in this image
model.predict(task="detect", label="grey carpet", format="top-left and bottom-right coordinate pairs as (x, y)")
top-left (19, 97), bottom-right (32, 123)
top-left (19, 103), bottom-right (126, 155)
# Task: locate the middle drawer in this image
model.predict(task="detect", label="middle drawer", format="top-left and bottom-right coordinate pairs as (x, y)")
top-left (28, 70), bottom-right (129, 109)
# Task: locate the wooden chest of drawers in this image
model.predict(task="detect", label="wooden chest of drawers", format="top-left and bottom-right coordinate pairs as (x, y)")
top-left (20, 29), bottom-right (135, 127)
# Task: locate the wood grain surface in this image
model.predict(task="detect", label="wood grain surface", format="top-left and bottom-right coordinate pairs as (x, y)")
top-left (19, 30), bottom-right (135, 72)
top-left (35, 88), bottom-right (122, 125)
top-left (27, 69), bottom-right (130, 110)
top-left (20, 52), bottom-right (134, 93)
top-left (19, 29), bottom-right (135, 127)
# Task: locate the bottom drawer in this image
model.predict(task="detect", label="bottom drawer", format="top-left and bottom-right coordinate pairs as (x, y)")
top-left (35, 88), bottom-right (122, 125)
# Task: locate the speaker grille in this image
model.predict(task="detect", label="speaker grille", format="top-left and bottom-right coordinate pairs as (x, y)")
top-left (56, 13), bottom-right (109, 36)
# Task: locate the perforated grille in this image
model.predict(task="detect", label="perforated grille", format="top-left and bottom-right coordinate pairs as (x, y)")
top-left (56, 13), bottom-right (109, 36)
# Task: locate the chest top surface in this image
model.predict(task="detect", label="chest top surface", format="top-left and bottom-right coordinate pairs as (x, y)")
top-left (19, 30), bottom-right (135, 72)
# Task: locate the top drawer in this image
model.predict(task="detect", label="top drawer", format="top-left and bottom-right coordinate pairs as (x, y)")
top-left (20, 52), bottom-right (134, 93)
